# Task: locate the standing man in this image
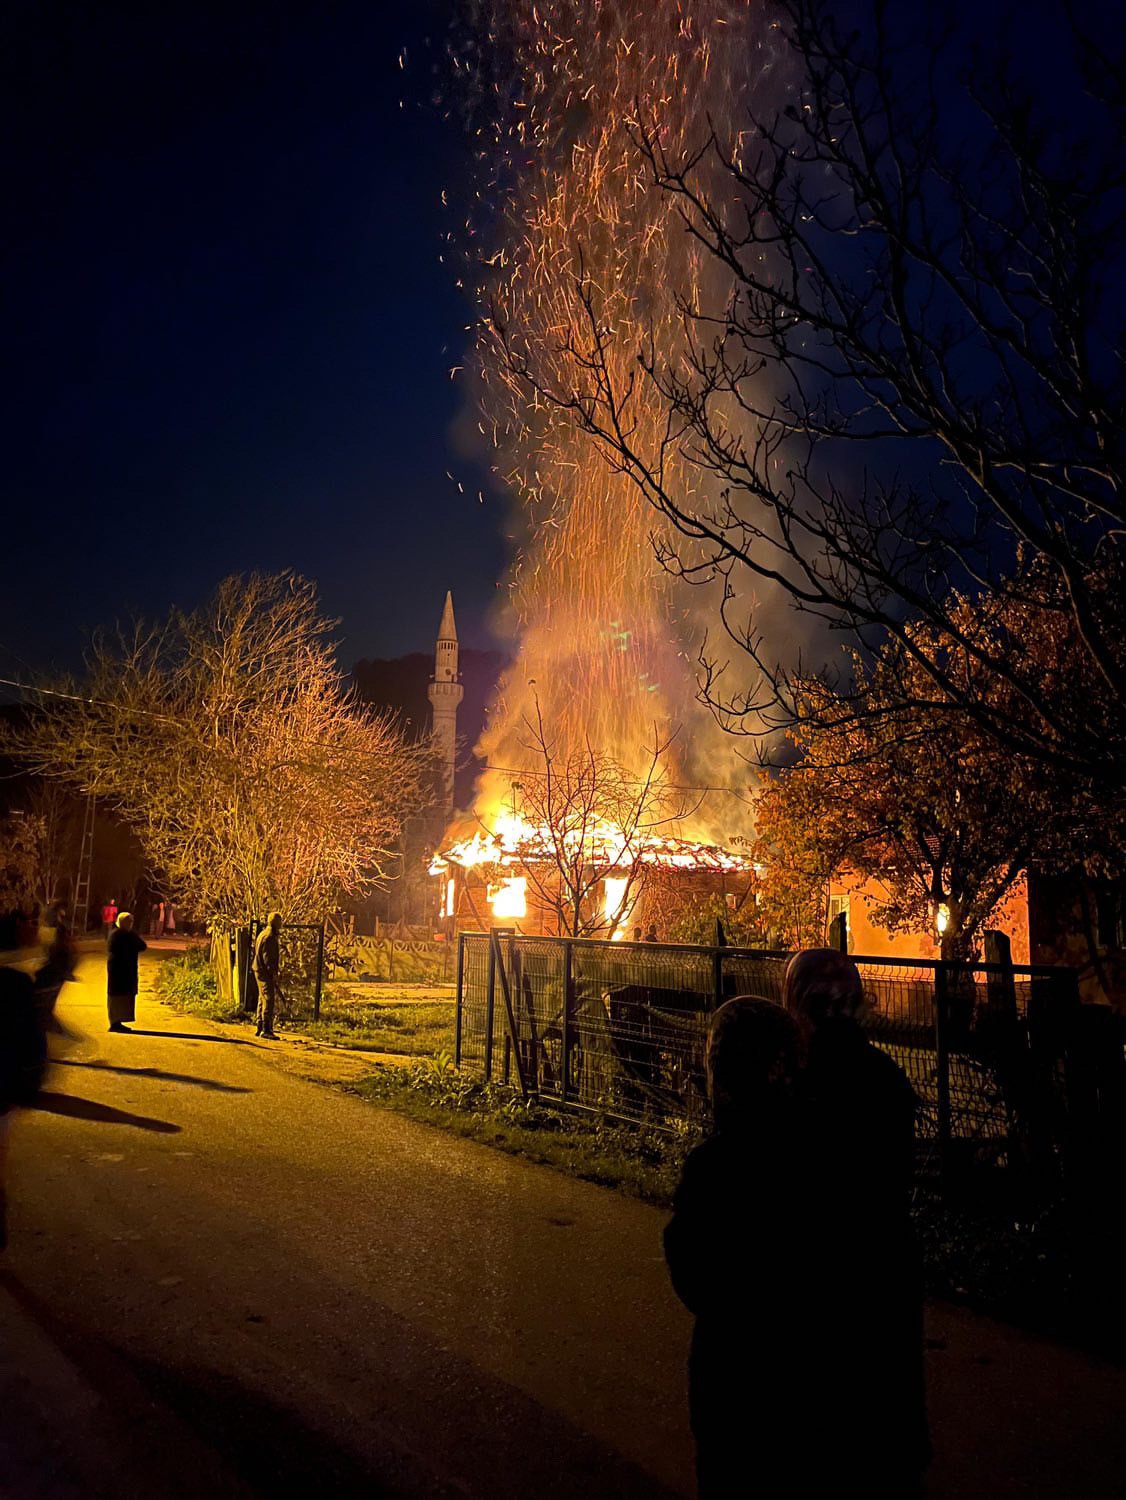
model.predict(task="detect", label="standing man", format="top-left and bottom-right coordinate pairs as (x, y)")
top-left (106, 912), bottom-right (147, 1032)
top-left (253, 912), bottom-right (283, 1040)
top-left (101, 897), bottom-right (119, 935)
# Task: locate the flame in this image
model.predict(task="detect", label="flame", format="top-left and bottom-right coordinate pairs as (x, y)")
top-left (603, 874), bottom-right (633, 938)
top-left (490, 875), bottom-right (528, 918)
top-left (431, 811), bottom-right (753, 876)
top-left (453, 1), bottom-right (769, 837)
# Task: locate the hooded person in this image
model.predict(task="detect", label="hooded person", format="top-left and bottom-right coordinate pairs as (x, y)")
top-left (106, 911), bottom-right (147, 1032)
top-left (783, 948), bottom-right (930, 1494)
top-left (664, 997), bottom-right (816, 1497)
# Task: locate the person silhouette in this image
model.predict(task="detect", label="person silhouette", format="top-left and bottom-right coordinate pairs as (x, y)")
top-left (664, 996), bottom-right (815, 1497)
top-left (1, 963), bottom-right (48, 1249)
top-left (783, 948), bottom-right (930, 1495)
top-left (106, 911), bottom-right (147, 1032)
top-left (253, 912), bottom-right (283, 1039)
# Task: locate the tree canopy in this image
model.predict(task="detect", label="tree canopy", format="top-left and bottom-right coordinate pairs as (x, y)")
top-left (16, 573), bottom-right (432, 924)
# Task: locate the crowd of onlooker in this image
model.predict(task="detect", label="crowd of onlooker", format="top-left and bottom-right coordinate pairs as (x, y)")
top-left (665, 947), bottom-right (929, 1497)
top-left (0, 898), bottom-right (194, 950)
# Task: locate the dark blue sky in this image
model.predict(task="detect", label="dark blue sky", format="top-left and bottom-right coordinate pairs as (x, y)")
top-left (0, 0), bottom-right (505, 675)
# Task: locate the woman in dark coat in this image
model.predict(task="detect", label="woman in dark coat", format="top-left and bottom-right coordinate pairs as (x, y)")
top-left (784, 948), bottom-right (930, 1496)
top-left (664, 997), bottom-right (817, 1497)
top-left (106, 911), bottom-right (147, 1031)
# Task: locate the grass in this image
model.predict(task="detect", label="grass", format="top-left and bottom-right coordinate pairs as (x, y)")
top-left (151, 948), bottom-right (244, 1023)
top-left (152, 954), bottom-right (456, 1057)
top-left (350, 1059), bottom-right (694, 1205)
top-left (287, 994), bottom-right (456, 1056)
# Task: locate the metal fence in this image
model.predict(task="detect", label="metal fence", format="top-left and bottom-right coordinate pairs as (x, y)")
top-left (242, 919), bottom-right (326, 1022)
top-left (456, 931), bottom-right (1124, 1190)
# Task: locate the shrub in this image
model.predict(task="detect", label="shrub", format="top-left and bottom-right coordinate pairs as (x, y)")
top-left (153, 949), bottom-right (242, 1022)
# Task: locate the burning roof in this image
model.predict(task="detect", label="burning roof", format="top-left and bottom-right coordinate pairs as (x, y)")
top-left (430, 813), bottom-right (754, 877)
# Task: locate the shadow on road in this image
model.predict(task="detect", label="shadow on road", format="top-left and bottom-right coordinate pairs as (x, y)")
top-left (55, 1060), bottom-right (251, 1094)
top-left (125, 1029), bottom-right (250, 1044)
top-left (30, 1092), bottom-right (182, 1134)
top-left (121, 1351), bottom-right (416, 1498)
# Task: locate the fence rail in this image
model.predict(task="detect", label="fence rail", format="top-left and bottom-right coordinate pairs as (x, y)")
top-left (456, 931), bottom-right (1124, 1193)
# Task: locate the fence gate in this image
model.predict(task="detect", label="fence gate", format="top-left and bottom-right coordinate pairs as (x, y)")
top-left (244, 919), bottom-right (326, 1022)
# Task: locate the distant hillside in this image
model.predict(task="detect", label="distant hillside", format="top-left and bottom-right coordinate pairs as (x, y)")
top-left (350, 648), bottom-right (507, 807)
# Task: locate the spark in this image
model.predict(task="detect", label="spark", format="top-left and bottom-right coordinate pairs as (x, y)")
top-left (447, 1), bottom-right (763, 841)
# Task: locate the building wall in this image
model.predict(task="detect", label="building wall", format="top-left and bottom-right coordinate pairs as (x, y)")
top-left (440, 865), bottom-right (749, 940)
top-left (829, 874), bottom-right (1031, 965)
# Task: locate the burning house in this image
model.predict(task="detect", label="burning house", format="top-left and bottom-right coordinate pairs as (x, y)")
top-left (429, 812), bottom-right (755, 939)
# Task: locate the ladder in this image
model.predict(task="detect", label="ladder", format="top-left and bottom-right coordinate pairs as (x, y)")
top-left (72, 794), bottom-right (95, 932)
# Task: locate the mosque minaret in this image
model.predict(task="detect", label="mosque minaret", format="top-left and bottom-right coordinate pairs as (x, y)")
top-left (428, 591), bottom-right (463, 817)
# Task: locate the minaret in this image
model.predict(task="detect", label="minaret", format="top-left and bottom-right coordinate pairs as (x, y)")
top-left (428, 591), bottom-right (463, 817)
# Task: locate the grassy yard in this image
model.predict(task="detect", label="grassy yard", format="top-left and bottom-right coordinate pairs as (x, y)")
top-left (293, 991), bottom-right (456, 1056)
top-left (151, 951), bottom-right (456, 1057)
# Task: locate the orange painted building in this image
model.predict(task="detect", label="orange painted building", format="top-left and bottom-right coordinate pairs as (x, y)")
top-left (827, 873), bottom-right (1031, 965)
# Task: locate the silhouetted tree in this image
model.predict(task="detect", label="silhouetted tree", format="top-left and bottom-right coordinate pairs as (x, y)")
top-left (755, 595), bottom-right (1091, 958)
top-left (493, 0), bottom-right (1126, 794)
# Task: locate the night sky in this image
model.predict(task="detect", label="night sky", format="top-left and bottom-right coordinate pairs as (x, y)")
top-left (0, 0), bottom-right (504, 678)
top-left (1, 0), bottom-right (1110, 686)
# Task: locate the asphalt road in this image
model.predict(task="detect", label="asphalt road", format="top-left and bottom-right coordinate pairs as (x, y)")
top-left (3, 953), bottom-right (1126, 1498)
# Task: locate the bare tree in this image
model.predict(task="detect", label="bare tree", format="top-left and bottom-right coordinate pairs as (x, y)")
top-left (16, 574), bottom-right (432, 924)
top-left (506, 707), bottom-right (698, 937)
top-left (0, 809), bottom-right (40, 913)
top-left (491, 0), bottom-right (1126, 794)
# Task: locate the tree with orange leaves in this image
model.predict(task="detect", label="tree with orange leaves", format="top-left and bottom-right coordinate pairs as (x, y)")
top-left (753, 584), bottom-right (1102, 960)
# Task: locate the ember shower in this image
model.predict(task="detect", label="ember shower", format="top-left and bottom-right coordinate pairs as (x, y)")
top-left (455, 0), bottom-right (766, 831)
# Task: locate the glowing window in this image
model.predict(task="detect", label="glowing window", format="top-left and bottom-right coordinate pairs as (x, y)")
top-left (490, 876), bottom-right (527, 919)
top-left (604, 875), bottom-right (636, 938)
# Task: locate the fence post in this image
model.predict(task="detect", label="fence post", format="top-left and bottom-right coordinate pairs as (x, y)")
top-left (313, 922), bottom-right (325, 1022)
top-left (934, 959), bottom-right (952, 1181)
top-left (561, 939), bottom-right (573, 1103)
top-left (484, 931), bottom-right (496, 1083)
top-left (454, 932), bottom-right (465, 1070)
top-left (712, 945), bottom-right (724, 1013)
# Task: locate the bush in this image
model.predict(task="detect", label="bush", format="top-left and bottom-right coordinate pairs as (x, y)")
top-left (153, 949), bottom-right (242, 1022)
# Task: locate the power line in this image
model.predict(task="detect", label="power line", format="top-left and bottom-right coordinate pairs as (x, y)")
top-left (0, 675), bottom-right (181, 725)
